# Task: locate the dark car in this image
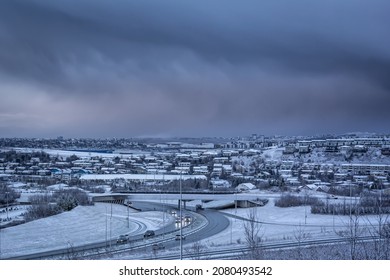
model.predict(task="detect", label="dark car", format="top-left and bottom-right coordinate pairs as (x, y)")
top-left (195, 204), bottom-right (203, 211)
top-left (184, 215), bottom-right (192, 222)
top-left (116, 235), bottom-right (128, 244)
top-left (152, 243), bottom-right (165, 251)
top-left (144, 230), bottom-right (155, 238)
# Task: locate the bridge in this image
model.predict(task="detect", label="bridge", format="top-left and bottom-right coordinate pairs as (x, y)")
top-left (90, 192), bottom-right (271, 208)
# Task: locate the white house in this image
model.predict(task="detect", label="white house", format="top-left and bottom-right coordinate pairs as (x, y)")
top-left (210, 179), bottom-right (231, 189)
top-left (236, 182), bottom-right (256, 192)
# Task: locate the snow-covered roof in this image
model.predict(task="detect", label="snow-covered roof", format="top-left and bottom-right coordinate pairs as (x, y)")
top-left (299, 184), bottom-right (318, 191)
top-left (46, 183), bottom-right (69, 191)
top-left (80, 173), bottom-right (207, 181)
top-left (8, 182), bottom-right (27, 189)
top-left (236, 182), bottom-right (256, 190)
top-left (210, 179), bottom-right (231, 188)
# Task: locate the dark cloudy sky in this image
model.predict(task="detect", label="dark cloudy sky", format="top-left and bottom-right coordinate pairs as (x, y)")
top-left (0, 0), bottom-right (389, 138)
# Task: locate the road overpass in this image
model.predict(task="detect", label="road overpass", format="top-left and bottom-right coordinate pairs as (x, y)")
top-left (90, 192), bottom-right (271, 208)
top-left (91, 192), bottom-right (272, 201)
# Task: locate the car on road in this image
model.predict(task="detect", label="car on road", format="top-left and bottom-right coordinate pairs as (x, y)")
top-left (184, 214), bottom-right (191, 222)
top-left (175, 234), bottom-right (186, 241)
top-left (195, 204), bottom-right (203, 211)
top-left (144, 230), bottom-right (155, 238)
top-left (152, 243), bottom-right (165, 251)
top-left (116, 235), bottom-right (129, 244)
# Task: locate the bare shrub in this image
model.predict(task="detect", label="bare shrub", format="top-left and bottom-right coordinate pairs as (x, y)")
top-left (25, 194), bottom-right (61, 221)
top-left (275, 194), bottom-right (324, 208)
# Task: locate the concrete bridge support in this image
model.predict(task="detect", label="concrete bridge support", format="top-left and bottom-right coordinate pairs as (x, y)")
top-left (177, 200), bottom-right (190, 210)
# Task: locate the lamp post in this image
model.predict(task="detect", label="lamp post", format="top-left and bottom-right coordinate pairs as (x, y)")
top-left (180, 172), bottom-right (183, 260)
top-left (110, 202), bottom-right (112, 250)
top-left (5, 191), bottom-right (9, 220)
top-left (105, 205), bottom-right (108, 247)
top-left (331, 197), bottom-right (335, 230)
top-left (127, 201), bottom-right (130, 229)
top-left (230, 190), bottom-right (238, 244)
top-left (1, 191), bottom-right (13, 259)
top-left (0, 205), bottom-right (2, 260)
top-left (230, 196), bottom-right (233, 244)
top-left (304, 190), bottom-right (307, 225)
top-left (160, 190), bottom-right (166, 241)
top-left (349, 184), bottom-right (352, 230)
top-left (1, 191), bottom-right (10, 260)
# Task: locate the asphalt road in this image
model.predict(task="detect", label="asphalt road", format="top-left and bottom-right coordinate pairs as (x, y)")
top-left (130, 201), bottom-right (230, 248)
top-left (4, 201), bottom-right (229, 259)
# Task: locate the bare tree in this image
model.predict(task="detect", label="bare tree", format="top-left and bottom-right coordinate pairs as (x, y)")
top-left (336, 202), bottom-right (365, 259)
top-left (185, 241), bottom-right (207, 260)
top-left (381, 222), bottom-right (390, 259)
top-left (365, 192), bottom-right (390, 259)
top-left (65, 241), bottom-right (80, 260)
top-left (243, 207), bottom-right (264, 259)
top-left (293, 223), bottom-right (311, 259)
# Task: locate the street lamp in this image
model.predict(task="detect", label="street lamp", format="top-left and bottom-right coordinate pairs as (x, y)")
top-left (332, 201), bottom-right (335, 230)
top-left (230, 190), bottom-right (238, 244)
top-left (5, 191), bottom-right (9, 220)
top-left (110, 202), bottom-right (113, 250)
top-left (180, 172), bottom-right (183, 260)
top-left (304, 190), bottom-right (307, 225)
top-left (0, 229), bottom-right (1, 260)
top-left (105, 205), bottom-right (108, 247)
top-left (0, 191), bottom-right (10, 259)
top-left (127, 201), bottom-right (130, 229)
top-left (160, 190), bottom-right (166, 241)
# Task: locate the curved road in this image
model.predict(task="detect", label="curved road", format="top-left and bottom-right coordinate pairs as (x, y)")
top-left (4, 201), bottom-right (229, 259)
top-left (127, 201), bottom-right (230, 248)
top-left (130, 201), bottom-right (230, 241)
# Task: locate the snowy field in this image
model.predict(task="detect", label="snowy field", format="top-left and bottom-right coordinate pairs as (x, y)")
top-left (161, 196), bottom-right (383, 252)
top-left (0, 203), bottom-right (172, 259)
top-left (205, 199), bottom-right (347, 247)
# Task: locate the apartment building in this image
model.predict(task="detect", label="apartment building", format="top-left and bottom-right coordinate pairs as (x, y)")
top-left (340, 164), bottom-right (390, 176)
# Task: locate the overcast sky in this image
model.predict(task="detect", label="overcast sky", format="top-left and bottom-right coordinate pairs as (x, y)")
top-left (0, 0), bottom-right (389, 138)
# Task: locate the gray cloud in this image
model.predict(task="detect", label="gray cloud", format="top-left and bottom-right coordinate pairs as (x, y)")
top-left (0, 0), bottom-right (389, 137)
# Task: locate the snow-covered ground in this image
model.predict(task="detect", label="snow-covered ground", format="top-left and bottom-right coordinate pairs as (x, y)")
top-left (204, 199), bottom-right (343, 247)
top-left (261, 147), bottom-right (285, 161)
top-left (0, 203), bottom-right (172, 259)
